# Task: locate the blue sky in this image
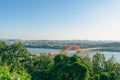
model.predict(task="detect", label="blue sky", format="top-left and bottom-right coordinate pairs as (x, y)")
top-left (0, 0), bottom-right (120, 40)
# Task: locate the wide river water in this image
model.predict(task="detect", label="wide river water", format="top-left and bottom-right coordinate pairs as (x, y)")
top-left (27, 48), bottom-right (120, 63)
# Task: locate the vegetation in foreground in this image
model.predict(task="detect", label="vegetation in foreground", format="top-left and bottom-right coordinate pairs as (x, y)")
top-left (0, 41), bottom-right (120, 80)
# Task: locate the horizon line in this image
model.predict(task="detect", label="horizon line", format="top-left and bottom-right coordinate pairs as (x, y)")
top-left (0, 38), bottom-right (120, 41)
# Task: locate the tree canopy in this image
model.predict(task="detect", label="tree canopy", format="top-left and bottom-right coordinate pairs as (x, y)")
top-left (0, 41), bottom-right (120, 80)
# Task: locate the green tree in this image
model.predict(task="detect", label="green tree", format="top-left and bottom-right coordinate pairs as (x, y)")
top-left (93, 74), bottom-right (100, 80)
top-left (29, 53), bottom-right (53, 80)
top-left (0, 66), bottom-right (31, 80)
top-left (92, 53), bottom-right (106, 74)
top-left (109, 71), bottom-right (118, 80)
top-left (100, 72), bottom-right (109, 80)
top-left (50, 54), bottom-right (89, 80)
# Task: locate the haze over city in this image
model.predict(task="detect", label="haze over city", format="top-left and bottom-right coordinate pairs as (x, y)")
top-left (0, 0), bottom-right (120, 40)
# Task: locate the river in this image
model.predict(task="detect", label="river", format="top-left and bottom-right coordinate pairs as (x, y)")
top-left (27, 48), bottom-right (120, 63)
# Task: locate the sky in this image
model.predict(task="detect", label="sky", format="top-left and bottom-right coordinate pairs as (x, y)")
top-left (0, 0), bottom-right (120, 40)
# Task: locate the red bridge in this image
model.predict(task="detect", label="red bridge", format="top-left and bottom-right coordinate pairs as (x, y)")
top-left (50, 45), bottom-right (100, 56)
top-left (61, 45), bottom-right (81, 54)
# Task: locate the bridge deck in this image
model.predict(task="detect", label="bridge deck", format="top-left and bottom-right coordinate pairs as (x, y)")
top-left (49, 48), bottom-right (101, 56)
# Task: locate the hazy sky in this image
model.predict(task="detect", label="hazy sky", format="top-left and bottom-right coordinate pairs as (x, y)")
top-left (0, 0), bottom-right (120, 40)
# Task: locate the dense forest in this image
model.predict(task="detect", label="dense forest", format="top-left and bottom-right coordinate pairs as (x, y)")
top-left (0, 41), bottom-right (120, 80)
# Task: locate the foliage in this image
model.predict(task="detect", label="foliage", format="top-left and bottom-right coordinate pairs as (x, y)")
top-left (0, 41), bottom-right (120, 80)
top-left (0, 66), bottom-right (31, 80)
top-left (99, 72), bottom-right (109, 80)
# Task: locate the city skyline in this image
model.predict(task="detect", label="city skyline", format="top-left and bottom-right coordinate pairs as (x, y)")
top-left (0, 0), bottom-right (120, 40)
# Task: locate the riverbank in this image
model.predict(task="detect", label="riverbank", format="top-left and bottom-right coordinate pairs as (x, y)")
top-left (25, 46), bottom-right (120, 52)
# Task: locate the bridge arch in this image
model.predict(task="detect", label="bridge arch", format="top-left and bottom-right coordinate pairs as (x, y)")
top-left (61, 45), bottom-right (81, 54)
